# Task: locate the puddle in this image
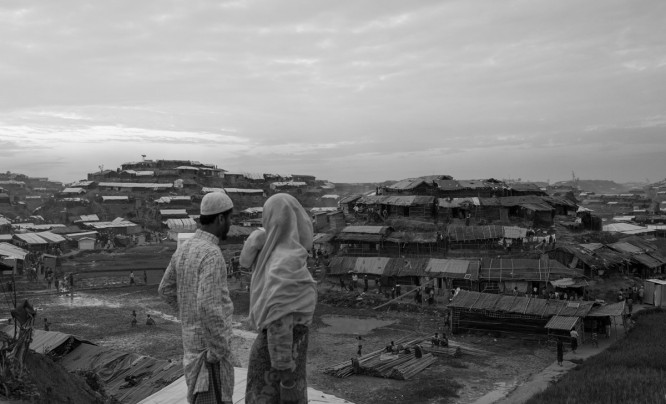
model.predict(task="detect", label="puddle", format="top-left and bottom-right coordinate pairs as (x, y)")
top-left (319, 315), bottom-right (396, 335)
top-left (471, 380), bottom-right (518, 404)
top-left (47, 293), bottom-right (122, 309)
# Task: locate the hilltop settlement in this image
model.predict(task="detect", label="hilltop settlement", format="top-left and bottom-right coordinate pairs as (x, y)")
top-left (1, 160), bottom-right (666, 403)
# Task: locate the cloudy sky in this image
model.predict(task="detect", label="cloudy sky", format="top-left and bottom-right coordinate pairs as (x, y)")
top-left (1, 0), bottom-right (665, 184)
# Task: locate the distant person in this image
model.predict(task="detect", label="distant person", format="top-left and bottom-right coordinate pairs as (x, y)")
top-left (159, 191), bottom-right (236, 403)
top-left (638, 286), bottom-right (645, 304)
top-left (241, 194), bottom-right (317, 404)
top-left (356, 335), bottom-right (363, 357)
top-left (43, 318), bottom-right (50, 331)
top-left (557, 339), bottom-right (564, 366)
top-left (129, 271), bottom-right (135, 285)
top-left (143, 270), bottom-right (148, 285)
top-left (363, 275), bottom-right (369, 293)
top-left (146, 314), bottom-right (155, 326)
top-left (570, 329), bottom-right (579, 354)
top-left (395, 284), bottom-right (402, 297)
top-left (131, 310), bottom-right (137, 327)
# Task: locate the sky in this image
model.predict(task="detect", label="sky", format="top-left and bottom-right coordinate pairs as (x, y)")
top-left (1, 0), bottom-right (665, 185)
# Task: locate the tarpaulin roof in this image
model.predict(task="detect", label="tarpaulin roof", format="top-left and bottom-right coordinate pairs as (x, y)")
top-left (520, 202), bottom-right (554, 212)
top-left (357, 195), bottom-right (435, 206)
top-left (99, 182), bottom-right (172, 188)
top-left (84, 219), bottom-right (139, 229)
top-left (13, 232), bottom-right (48, 245)
top-left (503, 226), bottom-right (528, 239)
top-left (137, 368), bottom-right (352, 404)
top-left (339, 194), bottom-right (363, 204)
top-left (62, 187), bottom-right (86, 194)
top-left (35, 231), bottom-right (66, 243)
top-left (480, 258), bottom-right (583, 281)
top-left (155, 196), bottom-right (192, 204)
top-left (632, 253), bottom-right (665, 269)
top-left (426, 259), bottom-right (480, 280)
top-left (447, 225), bottom-right (504, 241)
top-left (396, 258), bottom-right (429, 277)
top-left (335, 233), bottom-right (383, 243)
top-left (545, 315), bottom-right (579, 330)
top-left (313, 233), bottom-right (335, 244)
top-left (340, 226), bottom-right (391, 235)
top-left (549, 278), bottom-right (591, 288)
top-left (164, 218), bottom-right (197, 230)
top-left (159, 209), bottom-right (188, 216)
top-left (227, 225), bottom-right (257, 238)
top-left (1, 326), bottom-right (93, 354)
top-left (102, 196), bottom-right (129, 201)
top-left (327, 256), bottom-right (359, 275)
top-left (603, 223), bottom-right (650, 233)
top-left (438, 197), bottom-right (480, 208)
top-left (385, 231), bottom-right (437, 244)
top-left (0, 242), bottom-right (28, 259)
top-left (385, 179), bottom-right (428, 191)
top-left (75, 214), bottom-right (100, 222)
top-left (587, 301), bottom-right (626, 317)
top-left (448, 290), bottom-right (595, 317)
top-left (224, 188), bottom-right (264, 194)
top-left (65, 231), bottom-right (99, 241)
top-left (608, 242), bottom-right (644, 254)
top-left (354, 257), bottom-right (391, 276)
top-left (59, 343), bottom-right (184, 404)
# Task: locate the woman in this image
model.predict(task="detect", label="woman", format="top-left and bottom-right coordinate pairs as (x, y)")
top-left (241, 194), bottom-right (317, 404)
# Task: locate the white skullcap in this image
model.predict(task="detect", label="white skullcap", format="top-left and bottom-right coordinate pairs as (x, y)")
top-left (200, 192), bottom-right (234, 215)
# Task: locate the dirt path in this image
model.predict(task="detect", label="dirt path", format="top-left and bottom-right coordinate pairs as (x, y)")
top-left (474, 307), bottom-right (638, 404)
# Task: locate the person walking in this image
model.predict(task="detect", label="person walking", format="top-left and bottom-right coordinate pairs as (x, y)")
top-left (43, 318), bottom-right (50, 331)
top-left (129, 271), bottom-right (135, 285)
top-left (240, 194), bottom-right (317, 404)
top-left (556, 339), bottom-right (564, 366)
top-left (159, 192), bottom-right (236, 404)
top-left (143, 270), bottom-right (148, 285)
top-left (570, 329), bottom-right (579, 354)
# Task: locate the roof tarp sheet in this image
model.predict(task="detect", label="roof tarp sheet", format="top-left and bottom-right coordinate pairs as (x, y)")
top-left (632, 253), bottom-right (663, 268)
top-left (426, 259), bottom-right (479, 280)
top-left (1, 326), bottom-right (93, 354)
top-left (545, 315), bottom-right (579, 331)
top-left (340, 226), bottom-right (390, 235)
top-left (447, 225), bottom-right (504, 241)
top-left (14, 233), bottom-right (48, 245)
top-left (438, 197), bottom-right (480, 208)
top-left (35, 231), bottom-right (66, 243)
top-left (503, 226), bottom-right (528, 239)
top-left (165, 218), bottom-right (197, 230)
top-left (0, 242), bottom-right (28, 259)
top-left (354, 257), bottom-right (390, 275)
top-left (549, 278), bottom-right (591, 288)
top-left (448, 290), bottom-right (595, 317)
top-left (587, 302), bottom-right (626, 317)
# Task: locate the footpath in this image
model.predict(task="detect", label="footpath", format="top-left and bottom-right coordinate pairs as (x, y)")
top-left (475, 304), bottom-right (643, 404)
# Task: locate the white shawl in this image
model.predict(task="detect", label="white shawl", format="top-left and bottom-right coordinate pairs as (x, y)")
top-left (244, 194), bottom-right (317, 331)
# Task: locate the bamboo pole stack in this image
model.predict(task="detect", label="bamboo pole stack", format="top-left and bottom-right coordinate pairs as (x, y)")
top-left (390, 353), bottom-right (437, 380)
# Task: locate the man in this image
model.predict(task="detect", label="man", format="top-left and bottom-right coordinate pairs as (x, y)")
top-left (159, 192), bottom-right (236, 404)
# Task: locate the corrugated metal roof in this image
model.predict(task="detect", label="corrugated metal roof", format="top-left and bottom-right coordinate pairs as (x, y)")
top-left (0, 242), bottom-right (28, 259)
top-left (632, 253), bottom-right (664, 268)
top-left (544, 315), bottom-right (579, 330)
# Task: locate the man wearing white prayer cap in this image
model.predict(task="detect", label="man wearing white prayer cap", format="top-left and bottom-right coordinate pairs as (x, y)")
top-left (159, 191), bottom-right (236, 403)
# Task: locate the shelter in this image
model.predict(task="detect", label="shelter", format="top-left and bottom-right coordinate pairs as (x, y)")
top-left (446, 225), bottom-right (504, 250)
top-left (382, 179), bottom-right (435, 195)
top-left (478, 257), bottom-right (584, 295)
top-left (384, 231), bottom-right (442, 257)
top-left (333, 226), bottom-right (393, 256)
top-left (338, 194), bottom-right (363, 215)
top-left (643, 279), bottom-right (666, 307)
top-left (448, 290), bottom-right (595, 336)
top-left (545, 315), bottom-right (582, 342)
top-left (425, 258), bottom-right (480, 292)
top-left (356, 195), bottom-right (435, 221)
top-left (0, 242), bottom-right (28, 273)
top-left (438, 197), bottom-right (480, 222)
top-left (77, 237), bottom-right (96, 250)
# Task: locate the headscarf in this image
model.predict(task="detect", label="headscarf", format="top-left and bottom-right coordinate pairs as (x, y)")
top-left (245, 194), bottom-right (317, 331)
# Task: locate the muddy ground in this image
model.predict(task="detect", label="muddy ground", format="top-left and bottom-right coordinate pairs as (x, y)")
top-left (23, 282), bottom-right (555, 404)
